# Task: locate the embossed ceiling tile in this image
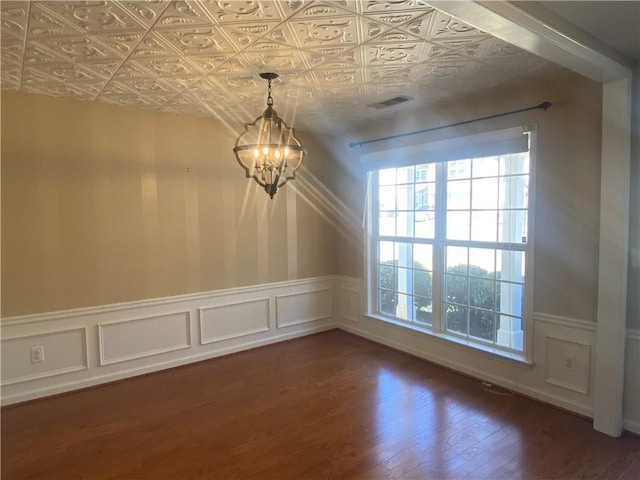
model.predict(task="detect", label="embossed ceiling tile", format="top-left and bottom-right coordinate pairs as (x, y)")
top-left (98, 92), bottom-right (160, 108)
top-left (312, 67), bottom-right (365, 85)
top-left (1, 24), bottom-right (21, 44)
top-left (272, 0), bottom-right (309, 17)
top-left (474, 38), bottom-right (532, 63)
top-left (291, 1), bottom-right (356, 19)
top-left (75, 59), bottom-right (123, 79)
top-left (23, 80), bottom-right (98, 101)
top-left (428, 11), bottom-right (488, 42)
top-left (220, 23), bottom-right (298, 51)
top-left (24, 42), bottom-right (68, 66)
top-left (100, 79), bottom-right (140, 97)
top-left (216, 19), bottom-right (295, 51)
top-left (187, 78), bottom-right (237, 104)
top-left (198, 0), bottom-right (285, 24)
top-left (1, 37), bottom-right (25, 66)
top-left (357, 16), bottom-right (398, 43)
top-left (212, 73), bottom-right (265, 93)
top-left (28, 61), bottom-right (110, 84)
top-left (365, 81), bottom-right (412, 100)
top-left (364, 40), bottom-right (426, 67)
top-left (27, 3), bottom-right (85, 38)
top-left (426, 51), bottom-right (480, 65)
top-left (1, 65), bottom-right (22, 89)
top-left (363, 8), bottom-right (435, 34)
top-left (130, 32), bottom-right (177, 58)
top-left (112, 61), bottom-right (153, 80)
top-left (22, 66), bottom-right (57, 85)
top-left (187, 51), bottom-right (234, 73)
top-left (159, 75), bottom-right (200, 92)
top-left (391, 8), bottom-right (436, 40)
top-left (278, 85), bottom-right (323, 106)
top-left (130, 54), bottom-right (204, 78)
top-left (212, 55), bottom-right (256, 75)
top-left (30, 36), bottom-right (123, 63)
top-left (216, 25), bottom-right (262, 51)
top-left (428, 36), bottom-right (493, 61)
top-left (91, 31), bottom-right (145, 57)
top-left (257, 22), bottom-right (300, 48)
top-left (113, 76), bottom-right (177, 96)
top-left (289, 14), bottom-right (360, 49)
top-left (117, 1), bottom-right (171, 27)
top-left (406, 61), bottom-right (479, 82)
top-left (363, 65), bottom-right (411, 84)
top-left (277, 70), bottom-right (319, 89)
top-left (39, 1), bottom-right (148, 33)
top-left (155, 25), bottom-right (236, 57)
top-left (155, 0), bottom-right (215, 28)
top-left (360, 0), bottom-right (429, 14)
top-left (317, 83), bottom-right (366, 99)
top-left (242, 47), bottom-right (309, 73)
top-left (64, 80), bottom-right (105, 98)
top-left (137, 91), bottom-right (178, 106)
top-left (1, 1), bottom-right (30, 40)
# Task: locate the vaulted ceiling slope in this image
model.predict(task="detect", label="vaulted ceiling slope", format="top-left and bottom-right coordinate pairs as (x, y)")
top-left (1, 1), bottom-right (568, 130)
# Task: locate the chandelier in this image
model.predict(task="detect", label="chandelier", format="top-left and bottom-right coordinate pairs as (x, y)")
top-left (233, 73), bottom-right (307, 199)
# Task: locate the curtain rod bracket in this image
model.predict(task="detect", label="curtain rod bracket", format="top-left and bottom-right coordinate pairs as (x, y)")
top-left (349, 101), bottom-right (553, 148)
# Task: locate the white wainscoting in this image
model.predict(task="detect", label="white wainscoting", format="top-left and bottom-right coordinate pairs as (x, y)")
top-left (98, 311), bottom-right (191, 366)
top-left (624, 329), bottom-right (640, 434)
top-left (1, 327), bottom-right (88, 386)
top-left (0, 277), bottom-right (336, 406)
top-left (333, 276), bottom-right (640, 435)
top-left (199, 299), bottom-right (270, 344)
top-left (275, 288), bottom-right (333, 328)
top-left (3, 275), bottom-right (638, 436)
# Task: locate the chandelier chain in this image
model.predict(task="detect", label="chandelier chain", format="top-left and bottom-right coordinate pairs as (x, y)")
top-left (267, 79), bottom-right (273, 107)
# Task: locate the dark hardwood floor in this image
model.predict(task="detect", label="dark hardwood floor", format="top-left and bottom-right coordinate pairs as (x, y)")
top-left (2, 329), bottom-right (639, 479)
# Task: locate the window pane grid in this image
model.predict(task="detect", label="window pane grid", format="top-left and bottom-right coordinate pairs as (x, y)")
top-left (372, 146), bottom-right (530, 354)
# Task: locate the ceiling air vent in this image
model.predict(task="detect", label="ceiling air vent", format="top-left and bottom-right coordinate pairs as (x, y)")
top-left (368, 95), bottom-right (414, 109)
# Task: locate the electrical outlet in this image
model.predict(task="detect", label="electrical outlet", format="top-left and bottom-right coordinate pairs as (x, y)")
top-left (563, 352), bottom-right (575, 371)
top-left (30, 346), bottom-right (44, 364)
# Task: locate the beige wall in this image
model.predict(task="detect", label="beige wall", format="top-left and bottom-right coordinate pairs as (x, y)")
top-left (1, 92), bottom-right (337, 317)
top-left (328, 72), bottom-right (604, 323)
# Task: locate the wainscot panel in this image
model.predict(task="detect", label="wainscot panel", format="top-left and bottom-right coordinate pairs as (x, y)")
top-left (98, 312), bottom-right (191, 366)
top-left (275, 288), bottom-right (333, 328)
top-left (199, 298), bottom-right (270, 344)
top-left (1, 328), bottom-right (88, 386)
top-left (623, 330), bottom-right (640, 434)
top-left (0, 276), bottom-right (337, 405)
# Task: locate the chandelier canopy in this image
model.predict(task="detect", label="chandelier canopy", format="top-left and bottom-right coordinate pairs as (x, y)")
top-left (233, 73), bottom-right (307, 199)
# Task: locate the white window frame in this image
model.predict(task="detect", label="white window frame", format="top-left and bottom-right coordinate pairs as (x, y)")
top-left (364, 125), bottom-right (537, 364)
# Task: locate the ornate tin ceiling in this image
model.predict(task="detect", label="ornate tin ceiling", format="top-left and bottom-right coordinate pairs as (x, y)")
top-left (0, 1), bottom-right (566, 130)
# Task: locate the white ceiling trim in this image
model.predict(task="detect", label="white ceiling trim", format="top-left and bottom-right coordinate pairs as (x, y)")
top-left (428, 0), bottom-right (632, 83)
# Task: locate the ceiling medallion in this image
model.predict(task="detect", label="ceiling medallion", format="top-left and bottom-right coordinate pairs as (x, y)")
top-left (233, 72), bottom-right (307, 199)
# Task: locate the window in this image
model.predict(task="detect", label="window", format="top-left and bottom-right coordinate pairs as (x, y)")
top-left (367, 127), bottom-right (533, 358)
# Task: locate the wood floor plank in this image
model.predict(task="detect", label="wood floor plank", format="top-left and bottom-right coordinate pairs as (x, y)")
top-left (2, 330), bottom-right (639, 479)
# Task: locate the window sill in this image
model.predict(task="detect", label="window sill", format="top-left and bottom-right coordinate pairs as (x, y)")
top-left (363, 313), bottom-right (533, 368)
